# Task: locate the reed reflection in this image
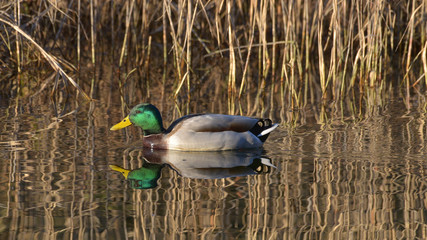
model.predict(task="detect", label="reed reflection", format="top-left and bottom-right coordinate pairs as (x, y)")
top-left (110, 149), bottom-right (276, 189)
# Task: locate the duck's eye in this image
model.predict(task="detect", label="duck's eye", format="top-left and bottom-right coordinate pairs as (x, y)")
top-left (135, 110), bottom-right (141, 114)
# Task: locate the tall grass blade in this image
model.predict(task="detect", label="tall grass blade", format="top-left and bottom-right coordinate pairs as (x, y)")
top-left (0, 15), bottom-right (91, 101)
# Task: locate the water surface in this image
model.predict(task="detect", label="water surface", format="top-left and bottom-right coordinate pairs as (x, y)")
top-left (0, 99), bottom-right (426, 239)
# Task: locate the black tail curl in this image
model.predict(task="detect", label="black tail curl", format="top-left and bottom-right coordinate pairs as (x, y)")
top-left (249, 119), bottom-right (274, 142)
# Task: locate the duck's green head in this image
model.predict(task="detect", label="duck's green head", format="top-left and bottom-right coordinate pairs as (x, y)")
top-left (110, 103), bottom-right (165, 135)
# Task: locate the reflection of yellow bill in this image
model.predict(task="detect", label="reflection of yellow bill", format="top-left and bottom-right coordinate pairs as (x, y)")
top-left (109, 165), bottom-right (130, 179)
top-left (110, 116), bottom-right (132, 130)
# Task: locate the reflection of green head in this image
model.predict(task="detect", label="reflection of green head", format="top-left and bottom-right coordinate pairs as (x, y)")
top-left (128, 164), bottom-right (163, 189)
top-left (110, 163), bottom-right (164, 189)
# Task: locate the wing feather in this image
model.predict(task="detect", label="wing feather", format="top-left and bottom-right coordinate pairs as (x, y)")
top-left (174, 114), bottom-right (259, 133)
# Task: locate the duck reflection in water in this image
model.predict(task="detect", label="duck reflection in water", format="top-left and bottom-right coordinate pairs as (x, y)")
top-left (110, 149), bottom-right (276, 189)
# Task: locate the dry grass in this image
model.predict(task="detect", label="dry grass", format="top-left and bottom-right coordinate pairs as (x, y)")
top-left (0, 0), bottom-right (426, 120)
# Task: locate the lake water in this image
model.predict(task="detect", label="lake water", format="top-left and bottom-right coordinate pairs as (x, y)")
top-left (0, 97), bottom-right (426, 239)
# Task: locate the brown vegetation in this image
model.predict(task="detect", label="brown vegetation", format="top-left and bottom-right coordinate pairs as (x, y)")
top-left (0, 0), bottom-right (426, 119)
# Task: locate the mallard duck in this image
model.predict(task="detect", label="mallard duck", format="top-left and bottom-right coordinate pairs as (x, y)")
top-left (110, 103), bottom-right (278, 151)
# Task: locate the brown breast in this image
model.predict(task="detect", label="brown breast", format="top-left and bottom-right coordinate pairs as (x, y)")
top-left (142, 134), bottom-right (168, 150)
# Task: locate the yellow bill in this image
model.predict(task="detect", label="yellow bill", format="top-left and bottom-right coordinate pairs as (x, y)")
top-left (110, 116), bottom-right (132, 130)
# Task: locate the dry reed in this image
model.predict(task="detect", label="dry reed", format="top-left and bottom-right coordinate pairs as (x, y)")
top-left (0, 0), bottom-right (426, 120)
